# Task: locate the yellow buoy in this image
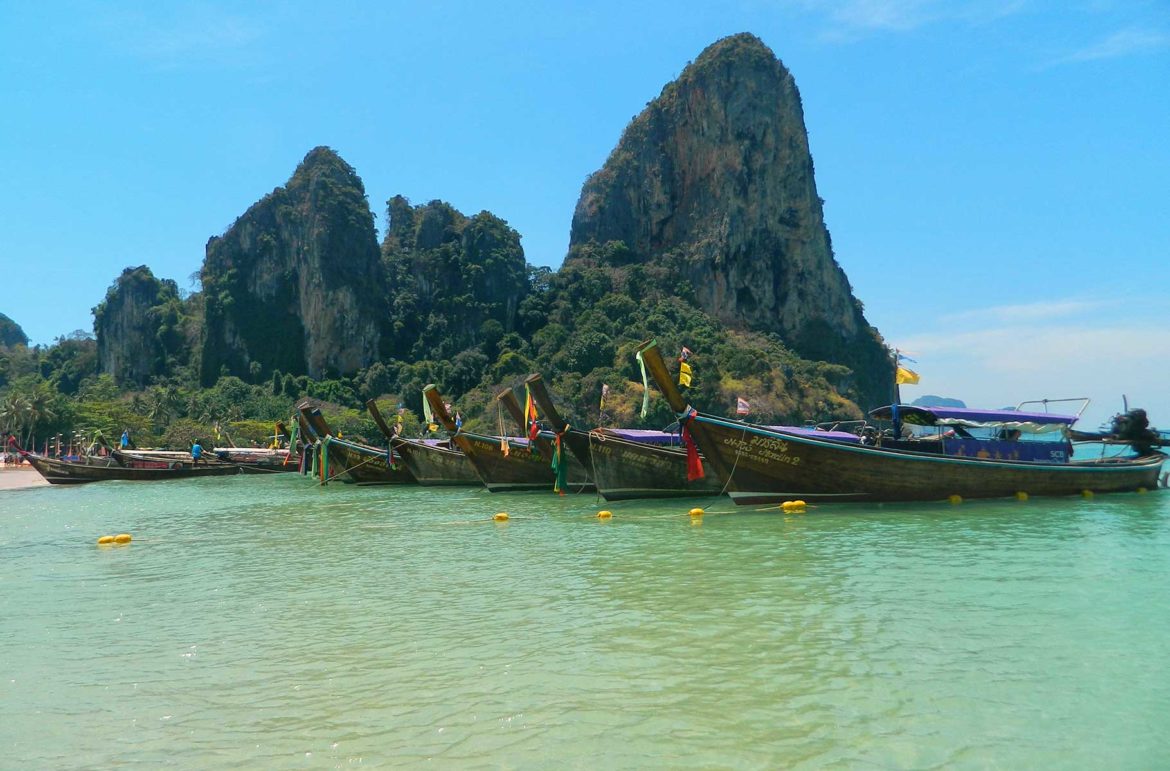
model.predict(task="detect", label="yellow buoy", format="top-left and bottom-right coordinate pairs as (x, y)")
top-left (493, 512), bottom-right (509, 522)
top-left (97, 535), bottom-right (115, 545)
top-left (948, 494), bottom-right (963, 505)
top-left (597, 510), bottom-right (612, 519)
top-left (114, 533), bottom-right (132, 544)
top-left (688, 507), bottom-right (704, 517)
top-left (1081, 489), bottom-right (1094, 499)
top-left (780, 500), bottom-right (807, 512)
top-left (1015, 491), bottom-right (1029, 501)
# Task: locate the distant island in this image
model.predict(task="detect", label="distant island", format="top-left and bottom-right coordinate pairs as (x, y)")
top-left (912, 395), bottom-right (967, 409)
top-left (0, 33), bottom-right (894, 451)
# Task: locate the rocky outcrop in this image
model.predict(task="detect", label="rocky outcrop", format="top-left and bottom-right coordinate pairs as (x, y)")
top-left (568, 33), bottom-right (891, 408)
top-left (382, 197), bottom-right (528, 361)
top-left (200, 147), bottom-right (385, 385)
top-left (0, 312), bottom-right (28, 348)
top-left (93, 266), bottom-right (185, 388)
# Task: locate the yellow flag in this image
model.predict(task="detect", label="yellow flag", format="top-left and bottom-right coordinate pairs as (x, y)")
top-left (895, 366), bottom-right (920, 385)
top-left (678, 361), bottom-right (693, 388)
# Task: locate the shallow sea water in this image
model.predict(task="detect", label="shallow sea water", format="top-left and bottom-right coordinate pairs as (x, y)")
top-left (1, 475), bottom-right (1168, 768)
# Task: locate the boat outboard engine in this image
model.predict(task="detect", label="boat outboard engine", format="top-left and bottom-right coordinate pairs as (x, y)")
top-left (1111, 408), bottom-right (1161, 456)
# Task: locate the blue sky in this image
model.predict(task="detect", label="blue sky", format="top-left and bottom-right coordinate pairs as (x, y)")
top-left (2, 1), bottom-right (1167, 427)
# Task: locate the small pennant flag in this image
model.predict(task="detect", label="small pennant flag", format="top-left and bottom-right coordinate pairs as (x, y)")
top-left (455, 411), bottom-right (463, 429)
top-left (736, 397), bottom-right (750, 416)
top-left (895, 366), bottom-right (920, 385)
top-left (524, 385), bottom-right (540, 440)
top-left (678, 361), bottom-right (693, 388)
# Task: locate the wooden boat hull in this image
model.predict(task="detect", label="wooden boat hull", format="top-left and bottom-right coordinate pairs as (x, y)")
top-left (113, 448), bottom-right (299, 474)
top-left (578, 430), bottom-right (724, 501)
top-left (24, 453), bottom-right (245, 484)
top-left (391, 438), bottom-right (481, 486)
top-left (319, 437), bottom-right (415, 485)
top-left (688, 416), bottom-right (1166, 504)
top-left (213, 449), bottom-right (299, 473)
top-left (522, 372), bottom-right (713, 499)
top-left (457, 432), bottom-right (593, 493)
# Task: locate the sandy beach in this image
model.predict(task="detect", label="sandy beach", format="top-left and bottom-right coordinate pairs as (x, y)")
top-left (0, 466), bottom-right (49, 490)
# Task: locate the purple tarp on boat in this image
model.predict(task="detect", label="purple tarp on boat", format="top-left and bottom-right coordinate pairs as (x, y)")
top-left (601, 426), bottom-right (861, 445)
top-left (599, 429), bottom-right (683, 446)
top-left (762, 426), bottom-right (863, 443)
top-left (940, 437), bottom-right (1071, 462)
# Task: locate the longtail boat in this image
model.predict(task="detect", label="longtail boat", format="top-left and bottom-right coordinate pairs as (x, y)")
top-left (524, 373), bottom-right (722, 500)
top-left (111, 447), bottom-right (298, 474)
top-left (497, 388), bottom-right (593, 492)
top-left (294, 404), bottom-right (414, 485)
top-left (294, 409), bottom-right (321, 476)
top-left (22, 451), bottom-right (244, 484)
top-left (365, 399), bottom-right (480, 486)
top-left (318, 435), bottom-right (414, 485)
top-left (636, 339), bottom-right (1167, 504)
top-left (103, 419), bottom-right (299, 474)
top-left (421, 385), bottom-right (591, 493)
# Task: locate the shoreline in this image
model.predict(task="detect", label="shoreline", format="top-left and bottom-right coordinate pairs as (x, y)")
top-left (0, 466), bottom-right (49, 491)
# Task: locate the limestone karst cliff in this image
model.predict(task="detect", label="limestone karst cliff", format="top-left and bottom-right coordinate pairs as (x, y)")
top-left (93, 266), bottom-right (187, 388)
top-left (200, 147), bottom-right (385, 385)
top-left (0, 312), bottom-right (28, 348)
top-left (568, 33), bottom-right (891, 408)
top-left (382, 196), bottom-right (528, 362)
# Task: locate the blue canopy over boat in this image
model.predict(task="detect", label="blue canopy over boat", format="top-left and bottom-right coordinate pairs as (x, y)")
top-left (869, 404), bottom-right (1078, 433)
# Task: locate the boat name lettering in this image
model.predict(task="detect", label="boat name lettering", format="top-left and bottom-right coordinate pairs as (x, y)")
top-left (721, 436), bottom-right (801, 466)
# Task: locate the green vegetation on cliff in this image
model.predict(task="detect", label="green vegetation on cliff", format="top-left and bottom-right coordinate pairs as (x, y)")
top-left (93, 266), bottom-right (194, 389)
top-left (0, 312), bottom-right (28, 348)
top-left (382, 197), bottom-right (528, 362)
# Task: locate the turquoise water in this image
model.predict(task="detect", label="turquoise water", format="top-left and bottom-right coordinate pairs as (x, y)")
top-left (2, 476), bottom-right (1168, 769)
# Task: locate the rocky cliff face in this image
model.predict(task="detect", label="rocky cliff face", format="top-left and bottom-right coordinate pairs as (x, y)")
top-left (200, 147), bottom-right (385, 385)
top-left (382, 196), bottom-right (528, 361)
top-left (0, 312), bottom-right (28, 348)
top-left (568, 33), bottom-right (891, 407)
top-left (93, 266), bottom-right (184, 388)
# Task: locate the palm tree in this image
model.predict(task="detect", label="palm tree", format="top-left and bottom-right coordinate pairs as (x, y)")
top-left (146, 385), bottom-right (182, 430)
top-left (0, 394), bottom-right (17, 433)
top-left (1, 393), bottom-right (31, 447)
top-left (22, 386), bottom-right (57, 449)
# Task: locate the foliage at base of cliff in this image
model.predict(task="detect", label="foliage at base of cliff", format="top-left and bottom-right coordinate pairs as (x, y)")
top-left (443, 239), bottom-right (872, 434)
